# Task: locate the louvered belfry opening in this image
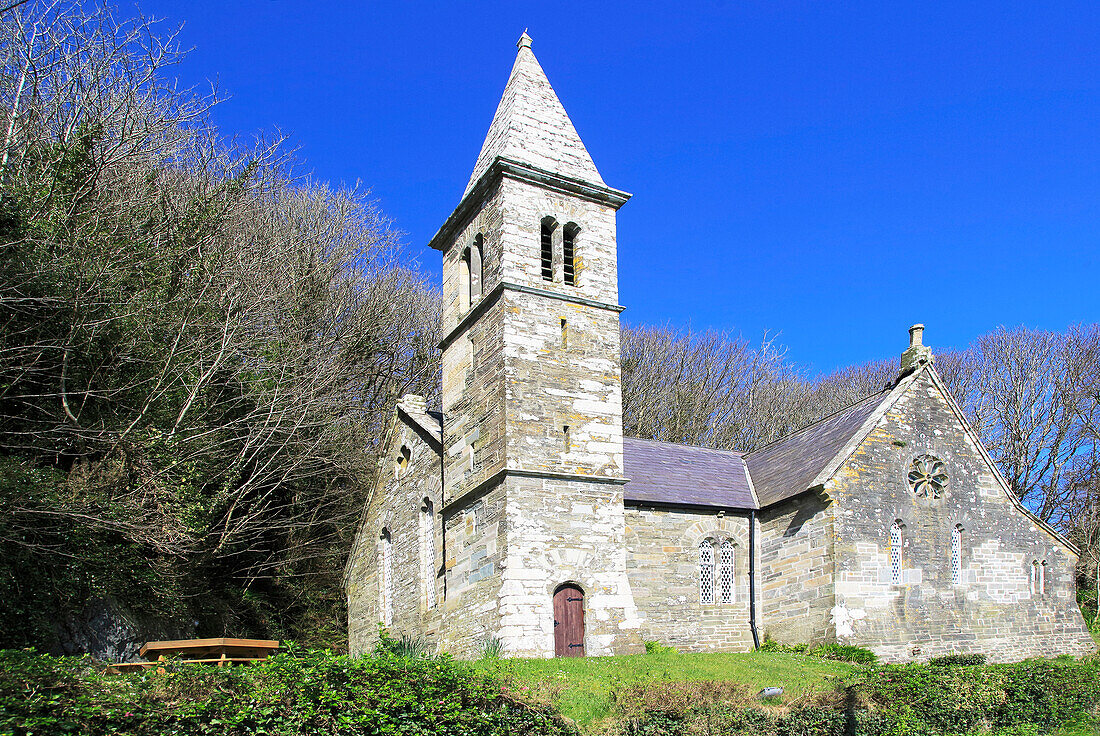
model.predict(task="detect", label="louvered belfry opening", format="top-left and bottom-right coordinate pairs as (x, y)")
top-left (563, 223), bottom-right (578, 285)
top-left (540, 218), bottom-right (555, 281)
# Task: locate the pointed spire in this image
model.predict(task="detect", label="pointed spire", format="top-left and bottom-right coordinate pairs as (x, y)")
top-left (463, 33), bottom-right (606, 197)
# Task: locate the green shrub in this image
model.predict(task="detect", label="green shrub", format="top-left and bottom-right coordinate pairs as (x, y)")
top-left (0, 648), bottom-right (576, 736)
top-left (807, 643), bottom-right (877, 665)
top-left (758, 638), bottom-right (875, 664)
top-left (644, 641), bottom-right (676, 655)
top-left (928, 653), bottom-right (987, 667)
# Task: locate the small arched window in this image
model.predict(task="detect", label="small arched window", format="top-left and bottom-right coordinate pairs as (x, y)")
top-left (950, 524), bottom-right (963, 585)
top-left (699, 539), bottom-right (716, 604)
top-left (1039, 560), bottom-right (1047, 597)
top-left (718, 539), bottom-right (735, 604)
top-left (396, 445), bottom-right (411, 478)
top-left (420, 498), bottom-right (436, 608)
top-left (459, 247), bottom-right (471, 313)
top-left (1030, 560), bottom-right (1039, 596)
top-left (540, 218), bottom-right (556, 282)
top-left (889, 521), bottom-right (904, 586)
top-left (470, 234), bottom-right (483, 302)
top-left (380, 528), bottom-right (393, 626)
top-left (563, 223), bottom-right (579, 286)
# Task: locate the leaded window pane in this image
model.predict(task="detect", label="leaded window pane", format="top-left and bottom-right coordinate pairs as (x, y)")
top-left (699, 540), bottom-right (715, 604)
top-left (718, 539), bottom-right (735, 604)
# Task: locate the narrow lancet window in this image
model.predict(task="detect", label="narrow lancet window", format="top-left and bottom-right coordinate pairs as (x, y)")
top-left (699, 539), bottom-right (715, 604)
top-left (890, 521), bottom-right (904, 586)
top-left (563, 224), bottom-right (578, 286)
top-left (540, 218), bottom-right (555, 282)
top-left (420, 498), bottom-right (436, 608)
top-left (951, 524), bottom-right (963, 585)
top-left (1031, 561), bottom-right (1039, 596)
top-left (470, 234), bottom-right (483, 302)
top-left (380, 528), bottom-right (393, 626)
top-left (459, 248), bottom-right (471, 313)
top-left (1039, 560), bottom-right (1047, 596)
top-left (718, 539), bottom-right (735, 604)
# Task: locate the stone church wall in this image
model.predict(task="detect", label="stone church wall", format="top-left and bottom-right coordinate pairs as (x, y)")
top-left (757, 492), bottom-right (836, 644)
top-left (625, 506), bottom-right (754, 652)
top-left (346, 415), bottom-right (444, 655)
top-left (498, 475), bottom-right (642, 658)
top-left (439, 481), bottom-right (508, 658)
top-left (829, 370), bottom-right (1095, 662)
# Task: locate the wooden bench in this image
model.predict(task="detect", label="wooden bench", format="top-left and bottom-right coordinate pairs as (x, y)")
top-left (110, 638), bottom-right (280, 673)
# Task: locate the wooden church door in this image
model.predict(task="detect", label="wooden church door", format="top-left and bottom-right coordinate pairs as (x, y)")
top-left (553, 584), bottom-right (585, 657)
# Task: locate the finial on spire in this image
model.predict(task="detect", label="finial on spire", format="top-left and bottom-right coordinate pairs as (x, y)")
top-left (517, 30), bottom-right (532, 50)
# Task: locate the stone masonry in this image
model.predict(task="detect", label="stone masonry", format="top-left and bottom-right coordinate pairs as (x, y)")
top-left (345, 35), bottom-right (1096, 662)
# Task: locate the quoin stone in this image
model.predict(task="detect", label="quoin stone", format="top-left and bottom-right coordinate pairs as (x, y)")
top-left (345, 34), bottom-right (1095, 662)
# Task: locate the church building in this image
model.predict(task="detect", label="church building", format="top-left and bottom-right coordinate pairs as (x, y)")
top-left (345, 34), bottom-right (1095, 662)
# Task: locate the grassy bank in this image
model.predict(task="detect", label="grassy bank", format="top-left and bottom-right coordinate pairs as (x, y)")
top-left (474, 650), bottom-right (855, 729)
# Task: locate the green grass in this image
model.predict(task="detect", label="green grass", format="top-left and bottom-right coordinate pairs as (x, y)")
top-left (473, 650), bottom-right (856, 730)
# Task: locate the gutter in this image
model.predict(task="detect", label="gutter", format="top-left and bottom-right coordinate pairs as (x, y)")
top-left (748, 508), bottom-right (761, 649)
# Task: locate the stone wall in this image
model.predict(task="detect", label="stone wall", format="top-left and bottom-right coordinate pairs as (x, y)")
top-left (439, 481), bottom-right (508, 658)
top-left (498, 475), bottom-right (642, 658)
top-left (625, 505), bottom-right (754, 652)
top-left (346, 411), bottom-right (443, 655)
top-left (757, 492), bottom-right (836, 644)
top-left (829, 368), bottom-right (1095, 662)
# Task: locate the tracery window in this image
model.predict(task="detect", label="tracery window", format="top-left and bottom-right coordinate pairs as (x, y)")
top-left (951, 524), bottom-right (963, 585)
top-left (908, 454), bottom-right (947, 500)
top-left (380, 528), bottom-right (393, 626)
top-left (420, 499), bottom-right (436, 608)
top-left (718, 539), bottom-right (735, 604)
top-left (699, 539), bottom-right (715, 604)
top-left (890, 521), bottom-right (904, 586)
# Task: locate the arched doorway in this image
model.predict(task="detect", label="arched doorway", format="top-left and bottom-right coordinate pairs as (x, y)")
top-left (553, 583), bottom-right (585, 657)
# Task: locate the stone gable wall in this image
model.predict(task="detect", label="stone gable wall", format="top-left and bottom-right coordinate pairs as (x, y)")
top-left (625, 506), bottom-right (754, 652)
top-left (346, 416), bottom-right (443, 655)
top-left (829, 369), bottom-right (1095, 662)
top-left (758, 492), bottom-right (836, 644)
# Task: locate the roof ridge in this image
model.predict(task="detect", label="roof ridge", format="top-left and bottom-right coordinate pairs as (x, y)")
top-left (624, 435), bottom-right (743, 456)
top-left (746, 387), bottom-right (892, 458)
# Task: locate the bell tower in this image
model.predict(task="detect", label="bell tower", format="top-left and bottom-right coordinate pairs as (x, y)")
top-left (429, 32), bottom-right (641, 657)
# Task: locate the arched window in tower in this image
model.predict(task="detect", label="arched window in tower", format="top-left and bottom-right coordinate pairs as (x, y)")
top-left (718, 539), bottom-right (735, 604)
top-left (889, 521), bottom-right (904, 586)
top-left (540, 218), bottom-right (556, 282)
top-left (950, 524), bottom-right (963, 585)
top-left (699, 539), bottom-right (716, 604)
top-left (459, 247), bottom-right (471, 313)
top-left (380, 528), bottom-right (393, 626)
top-left (420, 498), bottom-right (436, 608)
top-left (563, 223), bottom-right (579, 286)
top-left (470, 234), bottom-right (484, 302)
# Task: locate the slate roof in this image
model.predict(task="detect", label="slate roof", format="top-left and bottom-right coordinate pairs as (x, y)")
top-left (463, 35), bottom-right (605, 198)
top-left (745, 388), bottom-right (895, 508)
top-left (399, 405), bottom-right (443, 448)
top-left (623, 436), bottom-right (756, 509)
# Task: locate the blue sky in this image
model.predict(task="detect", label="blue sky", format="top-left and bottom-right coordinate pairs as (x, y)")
top-left (142, 1), bottom-right (1100, 373)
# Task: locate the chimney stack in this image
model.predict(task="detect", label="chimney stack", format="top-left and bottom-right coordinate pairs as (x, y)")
top-left (899, 323), bottom-right (933, 378)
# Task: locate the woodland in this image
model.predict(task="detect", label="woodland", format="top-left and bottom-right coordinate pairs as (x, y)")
top-left (0, 1), bottom-right (1097, 656)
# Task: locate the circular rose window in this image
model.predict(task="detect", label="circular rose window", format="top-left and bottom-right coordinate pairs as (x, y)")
top-left (908, 454), bottom-right (947, 499)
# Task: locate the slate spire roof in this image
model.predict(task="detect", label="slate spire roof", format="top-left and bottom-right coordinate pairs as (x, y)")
top-left (463, 33), bottom-right (606, 197)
